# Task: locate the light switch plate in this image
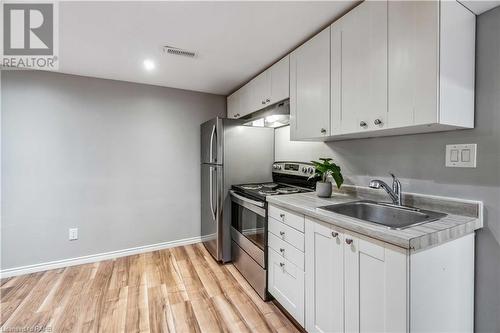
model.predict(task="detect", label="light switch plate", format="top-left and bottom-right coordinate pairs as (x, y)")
top-left (69, 228), bottom-right (78, 240)
top-left (446, 144), bottom-right (477, 168)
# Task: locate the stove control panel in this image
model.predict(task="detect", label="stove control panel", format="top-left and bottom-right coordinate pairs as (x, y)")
top-left (272, 162), bottom-right (315, 176)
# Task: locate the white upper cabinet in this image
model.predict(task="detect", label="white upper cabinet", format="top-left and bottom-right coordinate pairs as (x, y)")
top-left (387, 0), bottom-right (439, 128)
top-left (290, 27), bottom-right (331, 140)
top-left (227, 83), bottom-right (252, 119)
top-left (226, 55), bottom-right (290, 119)
top-left (332, 1), bottom-right (388, 135)
top-left (227, 88), bottom-right (241, 119)
top-left (270, 55), bottom-right (290, 104)
top-left (303, 0), bottom-right (475, 140)
top-left (229, 0), bottom-right (475, 136)
top-left (251, 71), bottom-right (271, 112)
top-left (388, 0), bottom-right (475, 130)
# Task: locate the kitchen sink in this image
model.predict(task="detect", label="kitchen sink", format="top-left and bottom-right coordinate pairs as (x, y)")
top-left (318, 200), bottom-right (447, 230)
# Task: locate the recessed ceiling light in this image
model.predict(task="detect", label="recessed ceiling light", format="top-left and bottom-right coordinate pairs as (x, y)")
top-left (143, 59), bottom-right (155, 71)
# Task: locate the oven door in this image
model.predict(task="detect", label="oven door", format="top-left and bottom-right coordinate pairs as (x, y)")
top-left (230, 190), bottom-right (267, 268)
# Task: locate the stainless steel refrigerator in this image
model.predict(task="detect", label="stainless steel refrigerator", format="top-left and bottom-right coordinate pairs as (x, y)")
top-left (201, 117), bottom-right (274, 262)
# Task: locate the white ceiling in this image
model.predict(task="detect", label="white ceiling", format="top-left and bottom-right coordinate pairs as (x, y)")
top-left (460, 0), bottom-right (500, 15)
top-left (58, 1), bottom-right (359, 95)
top-left (57, 1), bottom-right (499, 96)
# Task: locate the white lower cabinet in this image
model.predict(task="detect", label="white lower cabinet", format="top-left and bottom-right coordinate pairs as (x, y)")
top-left (305, 219), bottom-right (344, 333)
top-left (343, 231), bottom-right (407, 333)
top-left (305, 217), bottom-right (407, 333)
top-left (270, 211), bottom-right (474, 333)
top-left (268, 248), bottom-right (305, 325)
top-left (267, 205), bottom-right (306, 326)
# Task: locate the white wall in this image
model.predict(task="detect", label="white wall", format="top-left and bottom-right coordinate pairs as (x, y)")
top-left (1, 71), bottom-right (225, 270)
top-left (274, 125), bottom-right (331, 162)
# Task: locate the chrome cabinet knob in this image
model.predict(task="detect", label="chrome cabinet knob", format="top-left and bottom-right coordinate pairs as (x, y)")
top-left (266, 98), bottom-right (270, 103)
top-left (345, 238), bottom-right (353, 245)
top-left (302, 167), bottom-right (308, 173)
top-left (280, 213), bottom-right (285, 219)
top-left (234, 113), bottom-right (240, 118)
top-left (279, 248), bottom-right (285, 253)
top-left (374, 118), bottom-right (383, 125)
top-left (331, 231), bottom-right (339, 238)
top-left (279, 231), bottom-right (285, 236)
top-left (262, 101), bottom-right (266, 105)
top-left (360, 121), bottom-right (367, 127)
top-left (320, 128), bottom-right (327, 134)
top-left (280, 262), bottom-right (285, 267)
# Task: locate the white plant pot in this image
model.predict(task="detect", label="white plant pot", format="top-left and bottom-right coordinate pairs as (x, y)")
top-left (316, 181), bottom-right (332, 198)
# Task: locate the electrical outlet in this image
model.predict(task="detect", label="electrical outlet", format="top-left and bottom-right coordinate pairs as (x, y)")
top-left (69, 228), bottom-right (78, 241)
top-left (445, 144), bottom-right (477, 168)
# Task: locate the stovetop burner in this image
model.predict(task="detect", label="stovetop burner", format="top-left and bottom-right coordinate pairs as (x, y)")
top-left (258, 189), bottom-right (279, 196)
top-left (276, 187), bottom-right (301, 194)
top-left (240, 184), bottom-right (262, 190)
top-left (261, 183), bottom-right (278, 189)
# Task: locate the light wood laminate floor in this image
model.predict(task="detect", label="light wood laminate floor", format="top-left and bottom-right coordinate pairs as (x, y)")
top-left (0, 243), bottom-right (300, 333)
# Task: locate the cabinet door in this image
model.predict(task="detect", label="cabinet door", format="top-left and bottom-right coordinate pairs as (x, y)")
top-left (270, 55), bottom-right (290, 104)
top-left (268, 248), bottom-right (305, 326)
top-left (238, 82), bottom-right (253, 118)
top-left (339, 1), bottom-right (388, 134)
top-left (290, 27), bottom-right (330, 140)
top-left (251, 71), bottom-right (271, 112)
top-left (227, 89), bottom-right (241, 119)
top-left (305, 218), bottom-right (344, 333)
top-left (344, 235), bottom-right (407, 333)
top-left (388, 1), bottom-right (438, 127)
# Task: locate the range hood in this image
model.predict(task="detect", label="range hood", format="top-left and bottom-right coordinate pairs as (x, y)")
top-left (241, 100), bottom-right (290, 128)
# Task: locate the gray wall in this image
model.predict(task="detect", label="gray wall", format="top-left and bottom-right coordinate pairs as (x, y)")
top-left (1, 71), bottom-right (225, 269)
top-left (275, 7), bottom-right (500, 332)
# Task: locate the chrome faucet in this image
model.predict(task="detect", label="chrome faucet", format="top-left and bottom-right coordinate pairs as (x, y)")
top-left (369, 173), bottom-right (402, 206)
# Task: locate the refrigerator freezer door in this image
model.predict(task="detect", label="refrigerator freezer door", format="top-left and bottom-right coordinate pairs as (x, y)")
top-left (201, 163), bottom-right (223, 260)
top-left (200, 118), bottom-right (223, 165)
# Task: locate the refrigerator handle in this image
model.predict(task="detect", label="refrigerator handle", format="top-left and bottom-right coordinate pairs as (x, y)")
top-left (209, 166), bottom-right (216, 221)
top-left (209, 125), bottom-right (216, 163)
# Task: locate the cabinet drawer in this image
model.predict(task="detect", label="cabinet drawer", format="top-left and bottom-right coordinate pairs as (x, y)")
top-left (269, 205), bottom-right (305, 232)
top-left (269, 217), bottom-right (305, 252)
top-left (268, 231), bottom-right (305, 270)
top-left (268, 248), bottom-right (305, 326)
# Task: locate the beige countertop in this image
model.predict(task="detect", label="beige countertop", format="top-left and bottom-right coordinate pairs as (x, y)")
top-left (266, 187), bottom-right (483, 251)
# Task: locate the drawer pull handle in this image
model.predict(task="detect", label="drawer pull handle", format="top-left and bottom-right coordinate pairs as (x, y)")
top-left (279, 213), bottom-right (285, 219)
top-left (374, 118), bottom-right (383, 125)
top-left (331, 231), bottom-right (339, 238)
top-left (280, 262), bottom-right (285, 267)
top-left (345, 238), bottom-right (353, 245)
top-left (360, 121), bottom-right (367, 127)
top-left (279, 231), bottom-right (285, 236)
top-left (279, 248), bottom-right (285, 253)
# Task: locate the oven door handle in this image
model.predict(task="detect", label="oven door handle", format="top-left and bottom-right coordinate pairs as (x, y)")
top-left (230, 190), bottom-right (265, 207)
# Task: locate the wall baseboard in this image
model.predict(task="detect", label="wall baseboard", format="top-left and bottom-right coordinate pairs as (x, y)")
top-left (0, 236), bottom-right (202, 278)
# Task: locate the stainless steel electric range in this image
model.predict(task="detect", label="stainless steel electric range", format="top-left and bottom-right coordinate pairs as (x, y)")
top-left (229, 161), bottom-right (318, 300)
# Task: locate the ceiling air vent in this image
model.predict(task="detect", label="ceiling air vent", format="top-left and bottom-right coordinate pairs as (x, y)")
top-left (162, 45), bottom-right (196, 58)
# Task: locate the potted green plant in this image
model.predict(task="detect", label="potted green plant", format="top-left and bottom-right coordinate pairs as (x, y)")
top-left (310, 158), bottom-right (344, 198)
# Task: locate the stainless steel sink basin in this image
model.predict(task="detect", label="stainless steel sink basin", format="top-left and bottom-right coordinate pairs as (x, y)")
top-left (318, 200), bottom-right (447, 230)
